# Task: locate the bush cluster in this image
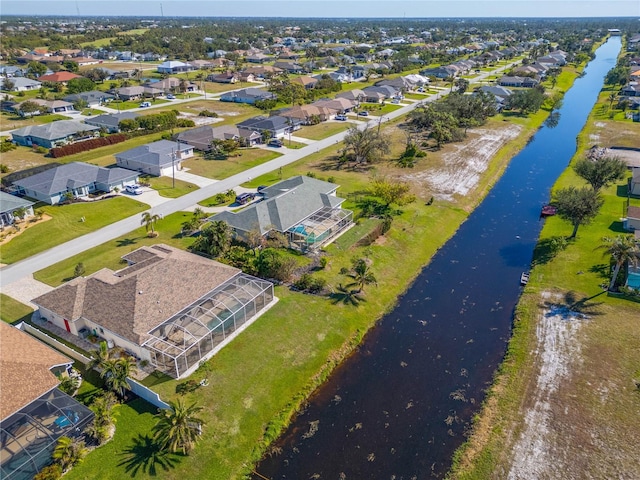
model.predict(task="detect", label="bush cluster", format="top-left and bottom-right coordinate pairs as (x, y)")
top-left (50, 134), bottom-right (126, 158)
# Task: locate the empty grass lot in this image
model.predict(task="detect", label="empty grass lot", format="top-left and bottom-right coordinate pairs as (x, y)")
top-left (293, 122), bottom-right (350, 140)
top-left (0, 197), bottom-right (148, 265)
top-left (0, 112), bottom-right (71, 131)
top-left (181, 149), bottom-right (281, 180)
top-left (144, 176), bottom-right (199, 198)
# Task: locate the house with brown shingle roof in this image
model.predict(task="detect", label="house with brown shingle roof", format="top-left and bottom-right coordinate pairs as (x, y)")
top-left (32, 244), bottom-right (275, 379)
top-left (0, 322), bottom-right (94, 480)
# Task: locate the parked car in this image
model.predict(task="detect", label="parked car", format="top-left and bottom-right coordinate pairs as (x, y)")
top-left (166, 94), bottom-right (176, 100)
top-left (235, 192), bottom-right (254, 205)
top-left (417, 87), bottom-right (425, 92)
top-left (391, 99), bottom-right (400, 104)
top-left (139, 101), bottom-right (151, 108)
top-left (125, 184), bottom-right (143, 195)
top-left (267, 139), bottom-right (283, 148)
top-left (358, 111), bottom-right (369, 116)
top-left (335, 114), bottom-right (348, 121)
top-left (257, 185), bottom-right (268, 193)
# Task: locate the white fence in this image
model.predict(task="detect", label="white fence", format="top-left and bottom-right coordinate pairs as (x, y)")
top-left (19, 322), bottom-right (91, 364)
top-left (126, 378), bottom-right (171, 410)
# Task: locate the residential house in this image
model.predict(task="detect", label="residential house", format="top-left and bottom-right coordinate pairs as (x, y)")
top-left (420, 65), bottom-right (458, 79)
top-left (64, 90), bottom-right (115, 107)
top-left (84, 112), bottom-right (140, 133)
top-left (0, 322), bottom-right (94, 480)
top-left (175, 125), bottom-right (261, 150)
top-left (362, 85), bottom-right (399, 102)
top-left (156, 60), bottom-right (195, 74)
top-left (110, 85), bottom-right (163, 101)
top-left (313, 97), bottom-right (358, 114)
top-left (236, 115), bottom-right (300, 139)
top-left (291, 75), bottom-right (318, 89)
top-left (0, 65), bottom-right (26, 77)
top-left (277, 104), bottom-right (332, 125)
top-left (0, 191), bottom-right (34, 227)
top-left (621, 83), bottom-right (640, 97)
top-left (477, 85), bottom-right (514, 106)
top-left (220, 88), bottom-right (276, 105)
top-left (498, 76), bottom-right (540, 88)
top-left (210, 175), bottom-right (353, 252)
top-left (241, 65), bottom-right (282, 78)
top-left (146, 78), bottom-right (197, 94)
top-left (273, 61), bottom-right (304, 74)
top-left (11, 120), bottom-right (99, 149)
top-left (246, 53), bottom-right (271, 64)
top-left (0, 77), bottom-right (41, 92)
top-left (335, 89), bottom-right (365, 103)
top-left (189, 59), bottom-right (215, 69)
top-left (36, 71), bottom-right (81, 84)
top-left (625, 205), bottom-right (640, 231)
top-left (12, 162), bottom-right (139, 204)
top-left (207, 72), bottom-right (239, 84)
top-left (630, 168), bottom-right (640, 196)
top-left (32, 244), bottom-right (275, 379)
top-left (115, 139), bottom-right (194, 177)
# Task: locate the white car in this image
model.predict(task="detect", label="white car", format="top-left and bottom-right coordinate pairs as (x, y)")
top-left (125, 184), bottom-right (143, 195)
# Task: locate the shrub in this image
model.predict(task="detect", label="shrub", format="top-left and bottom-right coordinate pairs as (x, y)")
top-left (0, 163), bottom-right (9, 173)
top-left (74, 262), bottom-right (86, 278)
top-left (50, 134), bottom-right (126, 158)
top-left (198, 109), bottom-right (218, 117)
top-left (319, 257), bottom-right (328, 269)
top-left (34, 464), bottom-right (62, 480)
top-left (34, 146), bottom-right (49, 154)
top-left (0, 141), bottom-right (16, 153)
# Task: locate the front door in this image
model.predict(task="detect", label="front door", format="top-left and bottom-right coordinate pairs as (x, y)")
top-left (63, 319), bottom-right (71, 332)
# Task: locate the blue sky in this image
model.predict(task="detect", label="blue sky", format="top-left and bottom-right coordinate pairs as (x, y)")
top-left (2, 1), bottom-right (639, 18)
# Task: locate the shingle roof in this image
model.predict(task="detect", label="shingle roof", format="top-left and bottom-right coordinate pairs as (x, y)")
top-left (85, 112), bottom-right (139, 129)
top-left (64, 90), bottom-right (115, 104)
top-left (0, 191), bottom-right (34, 214)
top-left (236, 115), bottom-right (291, 131)
top-left (115, 140), bottom-right (193, 168)
top-left (37, 71), bottom-right (82, 83)
top-left (628, 205), bottom-right (640, 220)
top-left (211, 176), bottom-right (343, 234)
top-left (33, 245), bottom-right (240, 345)
top-left (13, 162), bottom-right (138, 196)
top-left (0, 322), bottom-right (72, 420)
top-left (11, 120), bottom-right (99, 141)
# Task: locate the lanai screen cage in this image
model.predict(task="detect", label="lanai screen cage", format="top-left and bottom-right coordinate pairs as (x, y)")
top-left (0, 389), bottom-right (94, 480)
top-left (143, 273), bottom-right (274, 378)
top-left (286, 207), bottom-right (353, 252)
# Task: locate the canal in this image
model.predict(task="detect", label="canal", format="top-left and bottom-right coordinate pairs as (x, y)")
top-left (254, 37), bottom-right (622, 479)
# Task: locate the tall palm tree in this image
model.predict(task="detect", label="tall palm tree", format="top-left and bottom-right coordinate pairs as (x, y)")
top-left (347, 258), bottom-right (378, 293)
top-left (598, 235), bottom-right (640, 291)
top-left (101, 357), bottom-right (137, 398)
top-left (52, 437), bottom-right (88, 472)
top-left (152, 399), bottom-right (205, 455)
top-left (141, 212), bottom-right (161, 236)
top-left (88, 341), bottom-right (111, 371)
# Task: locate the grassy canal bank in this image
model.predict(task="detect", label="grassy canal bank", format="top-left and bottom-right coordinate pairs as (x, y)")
top-left (447, 74), bottom-right (640, 479)
top-left (42, 74), bottom-right (576, 479)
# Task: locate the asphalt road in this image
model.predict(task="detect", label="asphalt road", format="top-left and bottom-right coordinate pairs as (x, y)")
top-left (0, 61), bottom-right (517, 289)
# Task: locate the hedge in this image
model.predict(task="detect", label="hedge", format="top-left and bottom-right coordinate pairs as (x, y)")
top-left (49, 134), bottom-right (127, 158)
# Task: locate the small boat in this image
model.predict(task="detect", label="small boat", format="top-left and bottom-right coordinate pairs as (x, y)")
top-left (520, 272), bottom-right (530, 285)
top-left (541, 205), bottom-right (557, 216)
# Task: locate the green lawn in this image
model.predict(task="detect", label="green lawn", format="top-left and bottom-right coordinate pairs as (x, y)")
top-left (0, 294), bottom-right (33, 324)
top-left (144, 176), bottom-right (199, 198)
top-left (294, 122), bottom-right (350, 140)
top-left (33, 211), bottom-right (197, 286)
top-left (0, 197), bottom-right (148, 265)
top-left (358, 103), bottom-right (403, 115)
top-left (181, 149), bottom-right (281, 180)
top-left (0, 112), bottom-right (71, 131)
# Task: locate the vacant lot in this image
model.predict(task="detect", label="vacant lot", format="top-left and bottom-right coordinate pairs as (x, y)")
top-left (294, 122), bottom-right (351, 140)
top-left (182, 148), bottom-right (281, 180)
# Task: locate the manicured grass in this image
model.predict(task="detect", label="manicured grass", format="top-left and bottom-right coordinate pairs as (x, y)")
top-left (293, 122), bottom-right (350, 140)
top-left (145, 176), bottom-right (199, 198)
top-left (0, 197), bottom-right (148, 265)
top-left (33, 211), bottom-right (197, 287)
top-left (280, 139), bottom-right (307, 149)
top-left (0, 294), bottom-right (33, 324)
top-left (181, 149), bottom-right (281, 180)
top-left (0, 112), bottom-right (71, 130)
top-left (358, 103), bottom-right (403, 115)
top-left (64, 398), bottom-right (172, 480)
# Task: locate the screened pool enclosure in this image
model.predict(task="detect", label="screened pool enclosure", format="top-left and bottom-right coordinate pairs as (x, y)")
top-left (286, 207), bottom-right (353, 252)
top-left (143, 274), bottom-right (274, 378)
top-left (1, 389), bottom-right (93, 480)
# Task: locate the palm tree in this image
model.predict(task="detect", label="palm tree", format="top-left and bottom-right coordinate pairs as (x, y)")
top-left (346, 258), bottom-right (378, 293)
top-left (52, 437), bottom-right (89, 472)
top-left (192, 220), bottom-right (231, 257)
top-left (152, 399), bottom-right (205, 455)
top-left (141, 212), bottom-right (161, 236)
top-left (88, 341), bottom-right (111, 371)
top-left (598, 235), bottom-right (640, 291)
top-left (101, 357), bottom-right (137, 398)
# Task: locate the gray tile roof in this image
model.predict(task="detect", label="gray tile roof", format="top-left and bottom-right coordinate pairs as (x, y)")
top-left (11, 120), bottom-right (100, 141)
top-left (64, 90), bottom-right (115, 104)
top-left (0, 191), bottom-right (34, 214)
top-left (115, 140), bottom-right (193, 168)
top-left (211, 175), bottom-right (343, 234)
top-left (13, 162), bottom-right (138, 196)
top-left (32, 245), bottom-right (240, 345)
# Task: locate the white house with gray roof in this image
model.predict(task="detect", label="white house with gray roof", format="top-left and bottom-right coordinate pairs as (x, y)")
top-left (85, 112), bottom-right (140, 133)
top-left (0, 191), bottom-right (34, 227)
top-left (115, 139), bottom-right (194, 177)
top-left (64, 90), bottom-right (115, 107)
top-left (11, 120), bottom-right (100, 149)
top-left (210, 175), bottom-right (353, 252)
top-left (0, 77), bottom-right (42, 92)
top-left (12, 162), bottom-right (139, 204)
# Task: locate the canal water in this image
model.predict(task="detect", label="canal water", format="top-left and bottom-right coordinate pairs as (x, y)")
top-left (254, 37), bottom-right (621, 479)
